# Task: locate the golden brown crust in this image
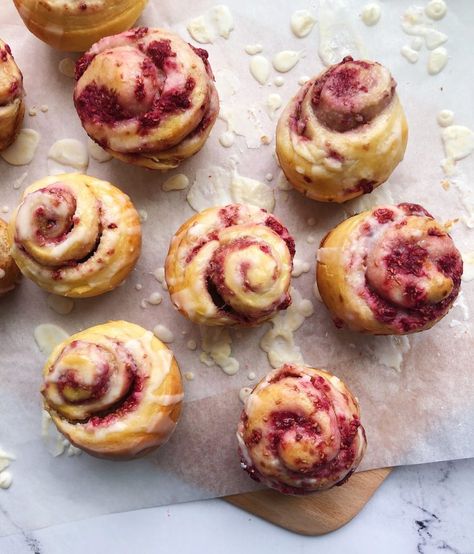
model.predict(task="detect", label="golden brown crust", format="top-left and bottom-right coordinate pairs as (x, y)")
top-left (13, 0), bottom-right (148, 52)
top-left (42, 321), bottom-right (183, 460)
top-left (9, 173), bottom-right (141, 297)
top-left (275, 58), bottom-right (408, 203)
top-left (316, 203), bottom-right (463, 334)
top-left (237, 364), bottom-right (367, 494)
top-left (0, 39), bottom-right (25, 151)
top-left (0, 219), bottom-right (21, 296)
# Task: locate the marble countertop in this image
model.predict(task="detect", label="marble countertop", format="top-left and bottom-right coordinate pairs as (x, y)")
top-left (1, 458), bottom-right (473, 554)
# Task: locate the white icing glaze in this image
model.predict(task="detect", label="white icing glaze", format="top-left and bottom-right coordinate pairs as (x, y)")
top-left (249, 55), bottom-right (271, 85)
top-left (187, 15), bottom-right (215, 44)
top-left (153, 267), bottom-right (168, 291)
top-left (0, 129), bottom-right (40, 166)
top-left (186, 165), bottom-right (274, 212)
top-left (87, 138), bottom-right (112, 162)
top-left (441, 125), bottom-right (474, 174)
top-left (138, 209), bottom-right (148, 222)
top-left (401, 45), bottom-right (419, 64)
top-left (248, 372), bottom-right (256, 380)
top-left (184, 371), bottom-right (195, 381)
top-left (47, 295), bottom-right (75, 315)
top-left (361, 335), bottom-right (411, 372)
top-left (260, 287), bottom-right (314, 369)
top-left (58, 57), bottom-right (76, 78)
top-left (461, 252), bottom-right (474, 282)
top-left (239, 387), bottom-right (252, 403)
top-left (272, 50), bottom-right (302, 73)
top-left (273, 76), bottom-right (285, 87)
top-left (13, 172), bottom-right (28, 190)
top-left (425, 0), bottom-right (447, 20)
top-left (0, 471), bottom-right (13, 489)
top-left (40, 105), bottom-right (48, 113)
top-left (41, 409), bottom-right (81, 457)
top-left (47, 139), bottom-right (89, 175)
top-left (425, 28), bottom-right (448, 50)
top-left (410, 37), bottom-right (423, 51)
top-left (0, 447), bottom-right (15, 486)
top-left (147, 292), bottom-right (163, 305)
top-left (318, 0), bottom-right (365, 66)
top-left (162, 173), bottom-right (190, 192)
top-left (1, 205), bottom-right (8, 213)
top-left (437, 109), bottom-right (454, 127)
top-left (298, 75), bottom-right (310, 85)
top-left (153, 324), bottom-right (174, 343)
top-left (428, 47), bottom-right (448, 75)
top-left (34, 324), bottom-right (69, 356)
top-left (200, 326), bottom-right (239, 375)
top-left (265, 173), bottom-right (273, 181)
top-left (291, 258), bottom-right (310, 277)
top-left (186, 339), bottom-right (197, 350)
top-left (306, 235), bottom-right (315, 244)
top-left (157, 393), bottom-right (184, 406)
top-left (29, 107), bottom-right (37, 117)
top-left (290, 9), bottom-right (316, 38)
top-left (361, 3), bottom-right (381, 26)
top-left (211, 5), bottom-right (234, 39)
top-left (266, 93), bottom-right (282, 119)
top-left (219, 131), bottom-right (235, 147)
top-left (135, 283), bottom-right (143, 291)
top-left (276, 171), bottom-right (292, 191)
top-left (245, 44), bottom-right (263, 55)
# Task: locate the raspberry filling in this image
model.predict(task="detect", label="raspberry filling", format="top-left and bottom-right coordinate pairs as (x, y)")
top-left (361, 204), bottom-right (463, 331)
top-left (311, 56), bottom-right (395, 132)
top-left (43, 340), bottom-right (143, 427)
top-left (239, 366), bottom-right (363, 494)
top-left (74, 32), bottom-right (211, 139)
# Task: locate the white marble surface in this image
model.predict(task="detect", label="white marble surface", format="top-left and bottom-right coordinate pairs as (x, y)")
top-left (1, 458), bottom-right (473, 554)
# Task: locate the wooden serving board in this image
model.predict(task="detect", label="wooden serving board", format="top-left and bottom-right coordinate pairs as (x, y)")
top-left (224, 468), bottom-right (392, 535)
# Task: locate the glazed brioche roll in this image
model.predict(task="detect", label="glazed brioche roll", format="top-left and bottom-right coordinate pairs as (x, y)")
top-left (276, 57), bottom-right (408, 203)
top-left (317, 203), bottom-right (463, 334)
top-left (9, 174), bottom-right (141, 297)
top-left (0, 39), bottom-right (25, 151)
top-left (165, 204), bottom-right (295, 326)
top-left (237, 364), bottom-right (367, 494)
top-left (0, 219), bottom-right (21, 296)
top-left (73, 27), bottom-right (219, 169)
top-left (42, 321), bottom-right (183, 459)
top-left (13, 0), bottom-right (147, 52)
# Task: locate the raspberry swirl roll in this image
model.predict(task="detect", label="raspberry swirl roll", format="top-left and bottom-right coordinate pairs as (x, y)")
top-left (165, 204), bottom-right (295, 326)
top-left (237, 364), bottom-right (367, 494)
top-left (276, 57), bottom-right (408, 203)
top-left (0, 219), bottom-right (21, 297)
top-left (13, 0), bottom-right (147, 52)
top-left (42, 321), bottom-right (183, 459)
top-left (0, 39), bottom-right (25, 151)
top-left (74, 27), bottom-right (219, 170)
top-left (317, 203), bottom-right (463, 334)
top-left (9, 174), bottom-right (141, 297)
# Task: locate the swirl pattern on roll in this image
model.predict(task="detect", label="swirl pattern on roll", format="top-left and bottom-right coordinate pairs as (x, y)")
top-left (165, 204), bottom-right (295, 326)
top-left (316, 203), bottom-right (463, 334)
top-left (9, 174), bottom-right (141, 297)
top-left (74, 27), bottom-right (219, 169)
top-left (237, 364), bottom-right (367, 494)
top-left (0, 38), bottom-right (25, 151)
top-left (276, 57), bottom-right (408, 203)
top-left (42, 321), bottom-right (183, 459)
top-left (13, 0), bottom-right (147, 52)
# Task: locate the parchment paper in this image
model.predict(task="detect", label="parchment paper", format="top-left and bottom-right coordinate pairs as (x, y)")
top-left (1, 0), bottom-right (473, 536)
